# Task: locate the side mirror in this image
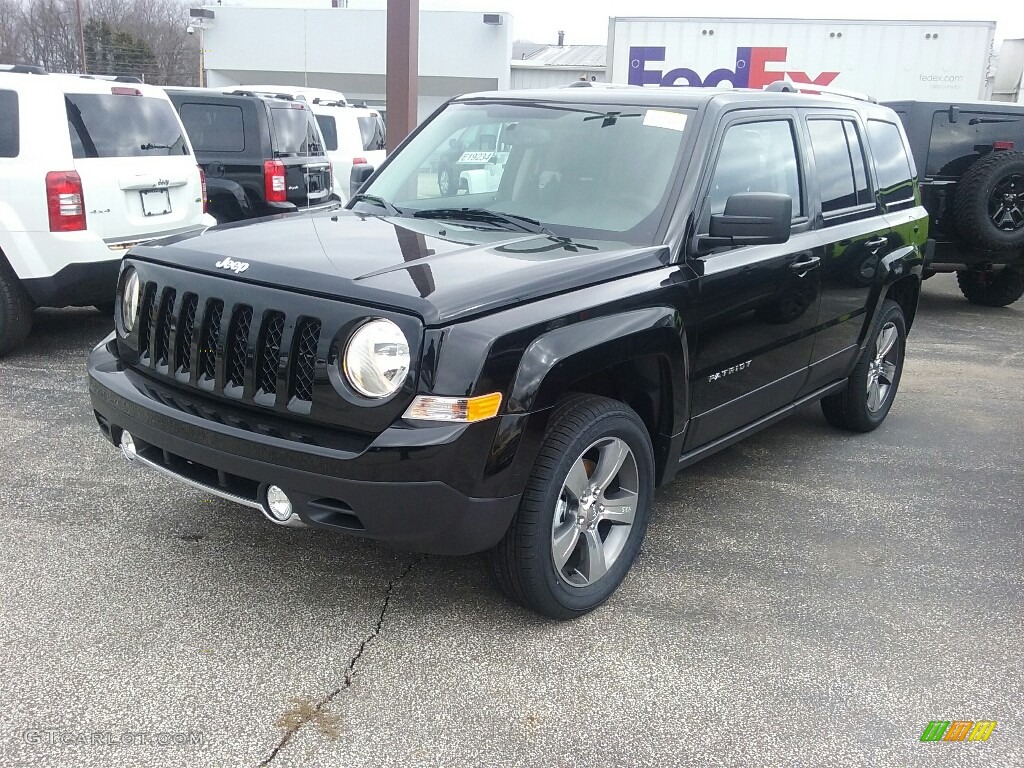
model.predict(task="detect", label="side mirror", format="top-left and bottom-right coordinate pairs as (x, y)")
top-left (349, 164), bottom-right (375, 199)
top-left (704, 192), bottom-right (792, 248)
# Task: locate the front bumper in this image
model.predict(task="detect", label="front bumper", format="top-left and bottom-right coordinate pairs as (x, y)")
top-left (88, 338), bottom-right (520, 555)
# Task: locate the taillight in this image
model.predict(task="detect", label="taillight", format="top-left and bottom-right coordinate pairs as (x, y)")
top-left (352, 157), bottom-right (368, 165)
top-left (263, 160), bottom-right (287, 203)
top-left (45, 171), bottom-right (86, 232)
top-left (198, 167), bottom-right (207, 214)
top-left (993, 141), bottom-right (1015, 151)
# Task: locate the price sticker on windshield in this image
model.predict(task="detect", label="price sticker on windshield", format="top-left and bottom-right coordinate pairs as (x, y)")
top-left (458, 151), bottom-right (495, 163)
top-left (643, 110), bottom-right (688, 132)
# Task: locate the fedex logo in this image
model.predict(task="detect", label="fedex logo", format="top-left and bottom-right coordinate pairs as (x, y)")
top-left (628, 46), bottom-right (839, 90)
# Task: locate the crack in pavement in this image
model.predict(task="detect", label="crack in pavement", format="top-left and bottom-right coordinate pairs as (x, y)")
top-left (258, 556), bottom-right (422, 767)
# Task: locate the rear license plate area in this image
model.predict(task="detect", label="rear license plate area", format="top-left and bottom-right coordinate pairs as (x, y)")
top-left (140, 188), bottom-right (171, 216)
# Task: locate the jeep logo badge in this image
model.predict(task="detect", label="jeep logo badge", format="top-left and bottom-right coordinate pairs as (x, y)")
top-left (215, 257), bottom-right (249, 274)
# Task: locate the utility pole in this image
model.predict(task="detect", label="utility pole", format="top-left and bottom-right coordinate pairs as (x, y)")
top-left (385, 0), bottom-right (418, 153)
top-left (75, 0), bottom-right (88, 73)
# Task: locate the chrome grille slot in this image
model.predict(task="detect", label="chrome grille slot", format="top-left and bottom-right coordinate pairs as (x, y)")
top-left (290, 318), bottom-right (321, 405)
top-left (225, 305), bottom-right (253, 394)
top-left (153, 288), bottom-right (176, 369)
top-left (174, 294), bottom-right (198, 378)
top-left (137, 282), bottom-right (157, 359)
top-left (198, 299), bottom-right (224, 387)
top-left (256, 311), bottom-right (285, 401)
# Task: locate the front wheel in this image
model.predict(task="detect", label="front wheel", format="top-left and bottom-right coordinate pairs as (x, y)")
top-left (956, 266), bottom-right (1024, 307)
top-left (488, 395), bottom-right (655, 619)
top-left (821, 299), bottom-right (907, 432)
top-left (437, 166), bottom-right (454, 197)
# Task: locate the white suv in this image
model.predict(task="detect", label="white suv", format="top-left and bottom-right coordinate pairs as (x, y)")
top-left (0, 67), bottom-right (213, 355)
top-left (241, 86), bottom-right (386, 201)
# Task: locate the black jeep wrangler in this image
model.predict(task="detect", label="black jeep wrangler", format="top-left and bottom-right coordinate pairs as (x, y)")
top-left (89, 87), bottom-right (927, 618)
top-left (886, 100), bottom-right (1024, 306)
top-left (166, 88), bottom-right (334, 223)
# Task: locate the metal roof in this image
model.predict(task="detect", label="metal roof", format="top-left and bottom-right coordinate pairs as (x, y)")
top-left (511, 44), bottom-right (606, 70)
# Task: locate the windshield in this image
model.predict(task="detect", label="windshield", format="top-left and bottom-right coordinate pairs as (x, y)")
top-left (358, 101), bottom-right (693, 243)
top-left (65, 94), bottom-right (188, 158)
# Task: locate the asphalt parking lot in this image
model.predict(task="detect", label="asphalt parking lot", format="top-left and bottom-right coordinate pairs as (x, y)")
top-left (0, 273), bottom-right (1021, 767)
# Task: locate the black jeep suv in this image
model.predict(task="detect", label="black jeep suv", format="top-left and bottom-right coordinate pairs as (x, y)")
top-left (166, 88), bottom-right (333, 223)
top-left (886, 100), bottom-right (1024, 306)
top-left (89, 87), bottom-right (928, 618)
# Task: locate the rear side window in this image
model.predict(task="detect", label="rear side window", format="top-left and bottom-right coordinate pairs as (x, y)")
top-left (706, 120), bottom-right (803, 220)
top-left (867, 120), bottom-right (915, 207)
top-left (358, 115), bottom-right (386, 151)
top-left (0, 90), bottom-right (18, 157)
top-left (926, 111), bottom-right (1024, 177)
top-left (179, 103), bottom-right (244, 152)
top-left (315, 114), bottom-right (338, 151)
top-left (270, 106), bottom-right (323, 156)
top-left (807, 118), bottom-right (872, 215)
top-left (65, 93), bottom-right (189, 159)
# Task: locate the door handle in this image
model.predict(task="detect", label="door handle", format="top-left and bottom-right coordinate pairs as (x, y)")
top-left (789, 256), bottom-right (820, 274)
top-left (865, 237), bottom-right (889, 251)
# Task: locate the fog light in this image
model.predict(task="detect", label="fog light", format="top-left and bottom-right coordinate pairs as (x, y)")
top-left (266, 486), bottom-right (293, 521)
top-left (119, 430), bottom-right (137, 461)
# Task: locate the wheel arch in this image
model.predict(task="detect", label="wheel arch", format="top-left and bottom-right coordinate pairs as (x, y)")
top-left (503, 307), bottom-right (689, 486)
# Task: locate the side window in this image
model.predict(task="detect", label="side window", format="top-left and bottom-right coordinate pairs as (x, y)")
top-left (844, 122), bottom-right (871, 205)
top-left (705, 120), bottom-right (803, 223)
top-left (807, 118), bottom-right (873, 215)
top-left (180, 103), bottom-right (245, 152)
top-left (315, 115), bottom-right (338, 152)
top-left (867, 119), bottom-right (915, 207)
top-left (0, 90), bottom-right (18, 158)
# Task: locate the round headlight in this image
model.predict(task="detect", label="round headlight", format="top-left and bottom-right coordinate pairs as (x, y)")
top-left (343, 319), bottom-right (411, 398)
top-left (121, 267), bottom-right (141, 333)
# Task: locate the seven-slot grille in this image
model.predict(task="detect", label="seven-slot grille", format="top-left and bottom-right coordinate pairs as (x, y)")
top-left (134, 282), bottom-right (321, 408)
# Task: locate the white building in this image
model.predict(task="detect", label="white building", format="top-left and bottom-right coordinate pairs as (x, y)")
top-left (510, 44), bottom-right (606, 89)
top-left (199, 4), bottom-right (513, 122)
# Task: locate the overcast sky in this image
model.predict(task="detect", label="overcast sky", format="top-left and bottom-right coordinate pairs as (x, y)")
top-left (394, 1), bottom-right (1024, 46)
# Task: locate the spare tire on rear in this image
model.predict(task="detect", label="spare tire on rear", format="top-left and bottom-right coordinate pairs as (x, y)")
top-left (953, 151), bottom-right (1024, 251)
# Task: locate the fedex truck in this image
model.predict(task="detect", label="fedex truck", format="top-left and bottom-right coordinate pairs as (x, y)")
top-left (607, 17), bottom-right (996, 101)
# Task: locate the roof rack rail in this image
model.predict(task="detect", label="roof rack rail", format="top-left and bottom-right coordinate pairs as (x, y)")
top-left (765, 79), bottom-right (877, 104)
top-left (563, 80), bottom-right (638, 89)
top-left (311, 97), bottom-right (347, 108)
top-left (0, 63), bottom-right (47, 75)
top-left (68, 73), bottom-right (144, 83)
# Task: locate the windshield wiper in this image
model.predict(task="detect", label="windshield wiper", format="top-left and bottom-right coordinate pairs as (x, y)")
top-left (140, 142), bottom-right (171, 150)
top-left (412, 207), bottom-right (552, 235)
top-left (349, 193), bottom-right (404, 217)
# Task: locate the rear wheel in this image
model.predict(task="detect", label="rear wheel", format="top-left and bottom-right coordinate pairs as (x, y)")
top-left (0, 260), bottom-right (34, 357)
top-left (956, 266), bottom-right (1024, 307)
top-left (488, 394), bottom-right (654, 619)
top-left (821, 299), bottom-right (906, 432)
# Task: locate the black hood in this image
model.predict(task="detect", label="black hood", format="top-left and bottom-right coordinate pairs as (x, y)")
top-left (131, 210), bottom-right (669, 325)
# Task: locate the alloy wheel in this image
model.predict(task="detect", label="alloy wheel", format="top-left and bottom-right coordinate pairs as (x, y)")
top-left (990, 173), bottom-right (1024, 232)
top-left (866, 321), bottom-right (899, 413)
top-left (550, 437), bottom-right (639, 588)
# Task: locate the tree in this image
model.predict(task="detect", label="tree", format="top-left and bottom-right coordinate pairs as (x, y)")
top-left (84, 17), bottom-right (157, 80)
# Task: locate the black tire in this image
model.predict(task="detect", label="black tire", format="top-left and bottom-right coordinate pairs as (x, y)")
top-left (952, 151), bottom-right (1024, 251)
top-left (437, 166), bottom-right (454, 197)
top-left (955, 266), bottom-right (1024, 307)
top-left (0, 259), bottom-right (34, 357)
top-left (821, 299), bottom-right (907, 433)
top-left (488, 394), bottom-right (655, 620)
